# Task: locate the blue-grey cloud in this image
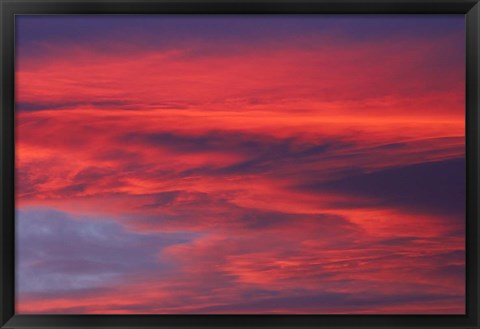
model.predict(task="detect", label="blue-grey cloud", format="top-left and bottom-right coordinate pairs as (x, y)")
top-left (16, 100), bottom-right (134, 112)
top-left (16, 207), bottom-right (198, 296)
top-left (120, 131), bottom-right (351, 176)
top-left (299, 157), bottom-right (465, 218)
top-left (16, 15), bottom-right (464, 57)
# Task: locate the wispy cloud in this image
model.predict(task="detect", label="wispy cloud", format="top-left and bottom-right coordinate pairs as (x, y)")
top-left (15, 15), bottom-right (465, 314)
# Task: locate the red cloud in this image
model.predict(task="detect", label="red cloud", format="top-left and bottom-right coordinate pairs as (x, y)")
top-left (15, 17), bottom-right (465, 314)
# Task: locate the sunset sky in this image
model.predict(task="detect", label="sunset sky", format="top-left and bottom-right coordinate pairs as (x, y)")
top-left (15, 15), bottom-right (466, 314)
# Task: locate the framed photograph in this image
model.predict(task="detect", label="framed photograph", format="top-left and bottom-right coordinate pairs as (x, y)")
top-left (1, 1), bottom-right (479, 328)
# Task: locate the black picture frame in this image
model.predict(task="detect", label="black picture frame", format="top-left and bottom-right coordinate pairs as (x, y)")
top-left (1, 0), bottom-right (479, 328)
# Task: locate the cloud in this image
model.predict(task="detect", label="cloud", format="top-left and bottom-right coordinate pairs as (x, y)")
top-left (188, 290), bottom-right (464, 314)
top-left (16, 100), bottom-right (134, 113)
top-left (300, 157), bottom-right (465, 218)
top-left (16, 16), bottom-right (464, 116)
top-left (16, 205), bottom-right (464, 314)
top-left (16, 207), bottom-right (198, 297)
top-left (14, 15), bottom-right (466, 314)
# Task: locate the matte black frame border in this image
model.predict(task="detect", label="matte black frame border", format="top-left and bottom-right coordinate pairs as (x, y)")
top-left (1, 1), bottom-right (479, 328)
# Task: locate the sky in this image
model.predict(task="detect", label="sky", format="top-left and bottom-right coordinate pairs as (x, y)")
top-left (15, 15), bottom-right (466, 314)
